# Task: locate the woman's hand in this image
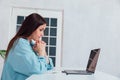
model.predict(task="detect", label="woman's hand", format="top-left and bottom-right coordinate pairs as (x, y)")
top-left (33, 40), bottom-right (47, 57)
top-left (32, 40), bottom-right (49, 63)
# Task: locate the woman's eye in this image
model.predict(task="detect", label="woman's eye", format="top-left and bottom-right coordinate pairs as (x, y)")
top-left (40, 29), bottom-right (43, 31)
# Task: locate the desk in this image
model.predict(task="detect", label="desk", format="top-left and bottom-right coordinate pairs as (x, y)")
top-left (26, 70), bottom-right (120, 80)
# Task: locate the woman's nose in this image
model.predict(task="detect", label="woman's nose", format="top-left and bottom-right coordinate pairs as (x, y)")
top-left (41, 32), bottom-right (44, 36)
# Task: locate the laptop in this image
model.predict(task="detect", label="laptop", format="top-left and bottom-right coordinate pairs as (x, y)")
top-left (62, 48), bottom-right (101, 75)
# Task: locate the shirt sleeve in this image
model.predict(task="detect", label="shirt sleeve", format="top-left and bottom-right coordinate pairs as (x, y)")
top-left (9, 38), bottom-right (54, 76)
top-left (37, 56), bottom-right (54, 70)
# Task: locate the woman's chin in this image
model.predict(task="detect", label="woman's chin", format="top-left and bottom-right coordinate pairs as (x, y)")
top-left (39, 37), bottom-right (42, 41)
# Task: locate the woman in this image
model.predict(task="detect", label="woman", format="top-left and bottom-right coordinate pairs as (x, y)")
top-left (1, 13), bottom-right (54, 80)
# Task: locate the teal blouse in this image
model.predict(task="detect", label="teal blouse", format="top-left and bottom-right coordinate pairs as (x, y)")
top-left (1, 38), bottom-right (54, 80)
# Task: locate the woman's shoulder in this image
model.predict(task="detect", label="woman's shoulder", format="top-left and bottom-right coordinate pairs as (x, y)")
top-left (13, 37), bottom-right (30, 48)
top-left (13, 38), bottom-right (32, 54)
top-left (17, 38), bottom-right (29, 45)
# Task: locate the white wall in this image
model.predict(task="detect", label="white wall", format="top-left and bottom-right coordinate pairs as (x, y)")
top-left (0, 0), bottom-right (120, 77)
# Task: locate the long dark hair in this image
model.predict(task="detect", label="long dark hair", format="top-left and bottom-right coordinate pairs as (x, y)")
top-left (5, 13), bottom-right (46, 59)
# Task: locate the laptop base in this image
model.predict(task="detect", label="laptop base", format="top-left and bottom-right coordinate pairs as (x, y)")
top-left (62, 70), bottom-right (94, 75)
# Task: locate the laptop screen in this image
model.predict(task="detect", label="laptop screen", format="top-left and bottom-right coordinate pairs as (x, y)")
top-left (86, 48), bottom-right (100, 73)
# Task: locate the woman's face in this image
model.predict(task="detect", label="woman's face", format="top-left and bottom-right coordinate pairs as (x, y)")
top-left (28, 24), bottom-right (46, 41)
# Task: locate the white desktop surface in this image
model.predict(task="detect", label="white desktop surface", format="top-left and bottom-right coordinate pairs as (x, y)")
top-left (26, 69), bottom-right (120, 80)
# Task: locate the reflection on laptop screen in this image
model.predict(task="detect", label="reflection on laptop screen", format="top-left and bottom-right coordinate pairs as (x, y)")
top-left (86, 48), bottom-right (100, 73)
